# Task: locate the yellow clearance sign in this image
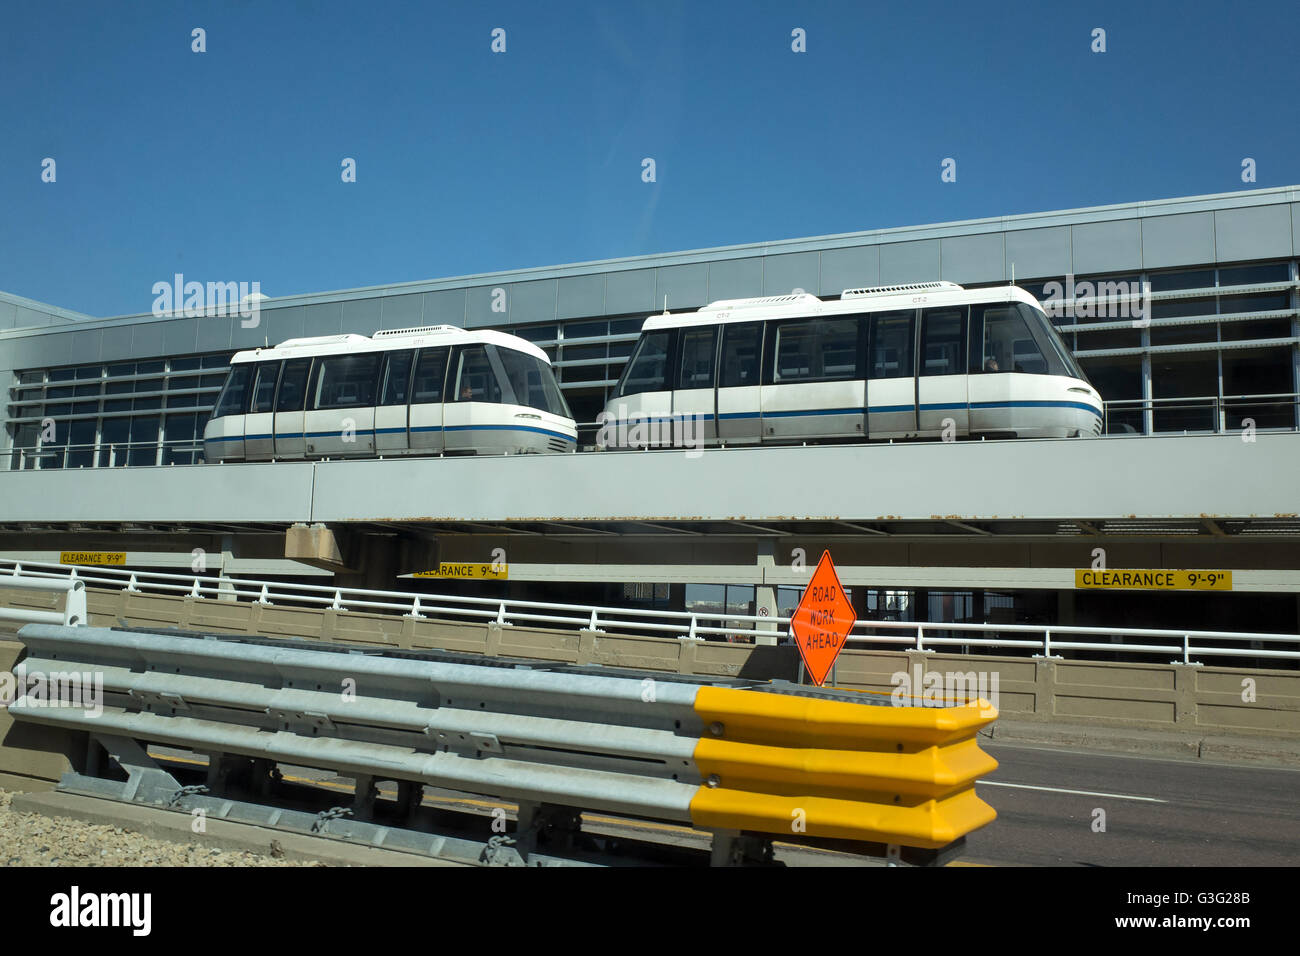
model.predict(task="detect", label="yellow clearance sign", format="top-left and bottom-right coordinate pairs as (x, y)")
top-left (412, 563), bottom-right (508, 580)
top-left (59, 552), bottom-right (126, 566)
top-left (1075, 569), bottom-right (1232, 591)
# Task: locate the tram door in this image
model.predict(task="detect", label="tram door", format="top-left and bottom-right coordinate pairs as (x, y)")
top-left (443, 344), bottom-right (500, 454)
top-left (375, 350), bottom-right (415, 454)
top-left (303, 352), bottom-right (379, 457)
top-left (916, 306), bottom-right (970, 437)
top-left (673, 325), bottom-right (718, 447)
top-left (243, 361), bottom-right (279, 460)
top-left (272, 358), bottom-right (311, 458)
top-left (760, 316), bottom-right (865, 442)
top-left (407, 347), bottom-right (448, 455)
top-left (865, 310), bottom-right (917, 439)
top-left (716, 322), bottom-right (763, 444)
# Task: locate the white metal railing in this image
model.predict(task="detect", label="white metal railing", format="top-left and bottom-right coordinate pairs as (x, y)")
top-left (0, 570), bottom-right (87, 627)
top-left (0, 558), bottom-right (1297, 665)
top-left (1102, 393), bottom-right (1300, 436)
top-left (8, 438), bottom-right (205, 470)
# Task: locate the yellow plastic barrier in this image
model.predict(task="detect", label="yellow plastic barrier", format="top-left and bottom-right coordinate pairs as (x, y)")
top-left (688, 687), bottom-right (997, 849)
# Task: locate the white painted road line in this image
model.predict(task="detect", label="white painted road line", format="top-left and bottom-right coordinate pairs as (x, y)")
top-left (978, 780), bottom-right (1167, 803)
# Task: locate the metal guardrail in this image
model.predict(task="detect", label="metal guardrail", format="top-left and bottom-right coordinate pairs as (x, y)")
top-left (9, 438), bottom-right (205, 470)
top-left (1, 558), bottom-right (1296, 664)
top-left (9, 623), bottom-right (997, 865)
top-left (0, 572), bottom-right (86, 627)
top-left (1102, 393), bottom-right (1300, 436)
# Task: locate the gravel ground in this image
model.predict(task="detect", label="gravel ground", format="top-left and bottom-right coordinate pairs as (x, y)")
top-left (0, 789), bottom-right (322, 866)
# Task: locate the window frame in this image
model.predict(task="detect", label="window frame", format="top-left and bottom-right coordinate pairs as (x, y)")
top-left (919, 306), bottom-right (967, 378)
top-left (762, 315), bottom-right (862, 386)
top-left (309, 352), bottom-right (383, 411)
top-left (719, 321), bottom-right (764, 389)
top-left (676, 325), bottom-right (719, 390)
top-left (275, 358), bottom-right (313, 413)
top-left (249, 361), bottom-right (282, 414)
top-left (379, 349), bottom-right (417, 407)
top-left (866, 309), bottom-right (916, 381)
top-left (410, 346), bottom-right (450, 406)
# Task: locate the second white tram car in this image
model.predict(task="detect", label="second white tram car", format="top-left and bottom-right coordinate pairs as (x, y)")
top-left (599, 281), bottom-right (1102, 447)
top-left (203, 325), bottom-right (576, 461)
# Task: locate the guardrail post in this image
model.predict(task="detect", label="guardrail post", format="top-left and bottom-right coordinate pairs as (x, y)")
top-left (126, 573), bottom-right (140, 593)
top-left (589, 609), bottom-right (599, 631)
top-left (915, 625), bottom-right (925, 652)
top-left (409, 595), bottom-right (425, 619)
top-left (62, 580), bottom-right (87, 627)
top-left (1034, 629), bottom-right (1062, 660)
top-left (496, 603), bottom-right (508, 625)
top-left (688, 615), bottom-right (698, 641)
top-left (189, 577), bottom-right (201, 598)
top-left (332, 590), bottom-right (344, 611)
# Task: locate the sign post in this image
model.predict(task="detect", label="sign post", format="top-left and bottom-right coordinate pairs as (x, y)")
top-left (789, 550), bottom-right (856, 687)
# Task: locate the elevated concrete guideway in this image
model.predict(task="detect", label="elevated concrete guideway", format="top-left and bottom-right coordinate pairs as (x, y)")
top-left (1, 432), bottom-right (1298, 532)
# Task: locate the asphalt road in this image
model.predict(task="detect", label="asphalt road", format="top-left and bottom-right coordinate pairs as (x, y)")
top-left (964, 741), bottom-right (1300, 867)
top-left (149, 741), bottom-right (1300, 867)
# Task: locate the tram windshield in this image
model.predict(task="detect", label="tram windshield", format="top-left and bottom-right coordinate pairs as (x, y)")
top-left (976, 303), bottom-right (1088, 381)
top-left (454, 344), bottom-right (571, 417)
top-left (213, 364), bottom-right (253, 417)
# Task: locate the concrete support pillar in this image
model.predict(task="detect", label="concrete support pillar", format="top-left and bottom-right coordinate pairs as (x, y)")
top-left (1034, 656), bottom-right (1056, 717)
top-left (576, 629), bottom-right (600, 666)
top-left (1172, 663), bottom-right (1198, 726)
top-left (1141, 347), bottom-right (1154, 435)
top-left (754, 539), bottom-right (779, 646)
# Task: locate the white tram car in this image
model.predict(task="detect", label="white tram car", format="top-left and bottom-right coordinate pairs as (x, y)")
top-left (203, 325), bottom-right (576, 462)
top-left (599, 281), bottom-right (1102, 448)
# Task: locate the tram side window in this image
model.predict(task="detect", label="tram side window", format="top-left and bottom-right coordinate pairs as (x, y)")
top-left (276, 358), bottom-right (311, 412)
top-left (250, 362), bottom-right (280, 414)
top-left (617, 331), bottom-right (671, 397)
top-left (678, 327), bottom-right (717, 389)
top-left (380, 350), bottom-right (415, 406)
top-left (771, 318), bottom-right (857, 383)
top-left (820, 319), bottom-right (858, 379)
top-left (214, 365), bottom-right (253, 417)
top-left (313, 354), bottom-right (380, 409)
top-left (453, 345), bottom-right (502, 403)
top-left (720, 323), bottom-right (761, 388)
top-left (972, 304), bottom-right (1048, 374)
top-left (411, 347), bottom-right (449, 404)
top-left (920, 307), bottom-right (966, 376)
top-left (868, 311), bottom-right (914, 379)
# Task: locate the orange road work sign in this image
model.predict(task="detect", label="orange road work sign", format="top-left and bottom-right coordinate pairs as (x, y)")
top-left (789, 551), bottom-right (856, 687)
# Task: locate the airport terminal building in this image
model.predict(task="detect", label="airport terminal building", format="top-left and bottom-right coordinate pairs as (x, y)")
top-left (3, 185), bottom-right (1300, 637)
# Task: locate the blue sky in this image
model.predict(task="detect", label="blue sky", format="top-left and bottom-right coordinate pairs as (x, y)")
top-left (2, 0), bottom-right (1297, 317)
